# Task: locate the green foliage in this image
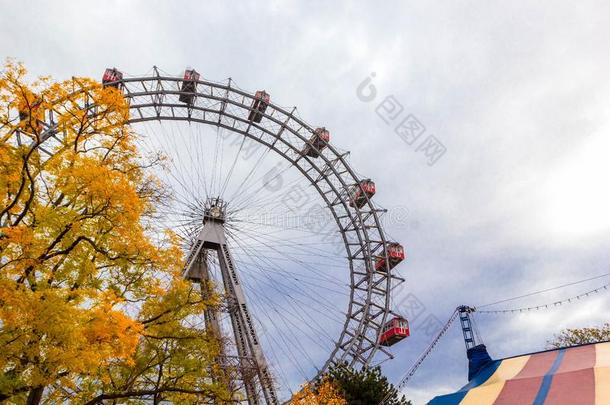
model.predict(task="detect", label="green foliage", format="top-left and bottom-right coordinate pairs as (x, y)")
top-left (323, 363), bottom-right (411, 405)
top-left (547, 322), bottom-right (610, 349)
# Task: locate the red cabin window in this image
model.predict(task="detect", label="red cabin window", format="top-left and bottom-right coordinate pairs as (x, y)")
top-left (314, 127), bottom-right (330, 143)
top-left (248, 90), bottom-right (270, 123)
top-left (374, 242), bottom-right (405, 272)
top-left (183, 69), bottom-right (200, 82)
top-left (349, 179), bottom-right (376, 208)
top-left (361, 181), bottom-right (376, 194)
top-left (102, 68), bottom-right (123, 89)
top-left (179, 69), bottom-right (200, 104)
top-left (388, 244), bottom-right (405, 260)
top-left (379, 316), bottom-right (410, 346)
top-left (254, 90), bottom-right (270, 104)
top-left (304, 127), bottom-right (330, 158)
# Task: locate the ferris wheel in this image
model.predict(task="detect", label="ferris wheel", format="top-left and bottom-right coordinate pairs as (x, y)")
top-left (18, 66), bottom-right (410, 403)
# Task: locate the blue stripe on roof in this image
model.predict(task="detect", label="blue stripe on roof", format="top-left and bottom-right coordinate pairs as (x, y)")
top-left (459, 359), bottom-right (502, 391)
top-left (427, 359), bottom-right (502, 405)
top-left (532, 348), bottom-right (565, 405)
top-left (427, 390), bottom-right (469, 405)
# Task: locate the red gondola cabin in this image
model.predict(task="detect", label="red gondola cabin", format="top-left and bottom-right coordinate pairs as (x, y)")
top-left (248, 90), bottom-right (270, 123)
top-left (349, 179), bottom-right (376, 208)
top-left (375, 242), bottom-right (405, 272)
top-left (303, 127), bottom-right (330, 158)
top-left (102, 68), bottom-right (123, 89)
top-left (179, 69), bottom-right (200, 104)
top-left (379, 316), bottom-right (410, 346)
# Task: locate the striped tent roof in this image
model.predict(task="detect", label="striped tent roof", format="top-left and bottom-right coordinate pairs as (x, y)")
top-left (428, 340), bottom-right (610, 405)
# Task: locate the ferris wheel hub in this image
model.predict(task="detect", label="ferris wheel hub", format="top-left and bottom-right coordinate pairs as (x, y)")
top-left (204, 197), bottom-right (227, 222)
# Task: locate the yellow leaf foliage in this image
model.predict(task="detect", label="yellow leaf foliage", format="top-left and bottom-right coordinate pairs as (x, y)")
top-left (0, 61), bottom-right (228, 403)
top-left (287, 379), bottom-right (347, 405)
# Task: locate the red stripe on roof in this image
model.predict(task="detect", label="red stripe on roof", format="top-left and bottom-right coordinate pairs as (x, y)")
top-left (493, 350), bottom-right (558, 404)
top-left (543, 344), bottom-right (596, 405)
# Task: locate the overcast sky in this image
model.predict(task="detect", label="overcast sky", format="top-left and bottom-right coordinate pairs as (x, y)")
top-left (3, 1), bottom-right (610, 403)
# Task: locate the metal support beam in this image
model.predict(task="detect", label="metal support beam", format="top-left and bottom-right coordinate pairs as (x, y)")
top-left (457, 305), bottom-right (477, 350)
top-left (183, 198), bottom-right (279, 405)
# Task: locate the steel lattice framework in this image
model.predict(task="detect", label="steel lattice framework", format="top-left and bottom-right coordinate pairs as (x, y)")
top-left (11, 67), bottom-right (405, 401)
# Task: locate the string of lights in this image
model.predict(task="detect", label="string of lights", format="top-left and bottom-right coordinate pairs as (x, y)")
top-left (477, 272), bottom-right (610, 308)
top-left (476, 280), bottom-right (610, 314)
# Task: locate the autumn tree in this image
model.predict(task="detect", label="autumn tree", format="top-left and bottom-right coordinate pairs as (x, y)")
top-left (0, 61), bottom-right (231, 403)
top-left (287, 378), bottom-right (347, 405)
top-left (547, 323), bottom-right (610, 349)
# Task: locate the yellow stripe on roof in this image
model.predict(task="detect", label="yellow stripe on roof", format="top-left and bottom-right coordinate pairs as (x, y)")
top-left (595, 342), bottom-right (610, 404)
top-left (460, 355), bottom-right (531, 405)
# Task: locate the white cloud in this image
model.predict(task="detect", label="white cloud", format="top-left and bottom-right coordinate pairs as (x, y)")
top-left (3, 1), bottom-right (610, 403)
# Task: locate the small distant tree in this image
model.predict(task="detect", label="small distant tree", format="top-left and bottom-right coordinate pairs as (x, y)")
top-left (547, 323), bottom-right (610, 349)
top-left (325, 363), bottom-right (411, 405)
top-left (287, 378), bottom-right (347, 405)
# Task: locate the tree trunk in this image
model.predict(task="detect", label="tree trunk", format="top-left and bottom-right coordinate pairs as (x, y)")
top-left (27, 386), bottom-right (44, 405)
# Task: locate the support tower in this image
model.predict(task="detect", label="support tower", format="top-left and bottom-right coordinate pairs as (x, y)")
top-left (183, 198), bottom-right (278, 405)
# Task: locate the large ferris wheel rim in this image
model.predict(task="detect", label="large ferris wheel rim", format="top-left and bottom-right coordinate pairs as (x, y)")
top-left (29, 69), bottom-right (400, 377)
